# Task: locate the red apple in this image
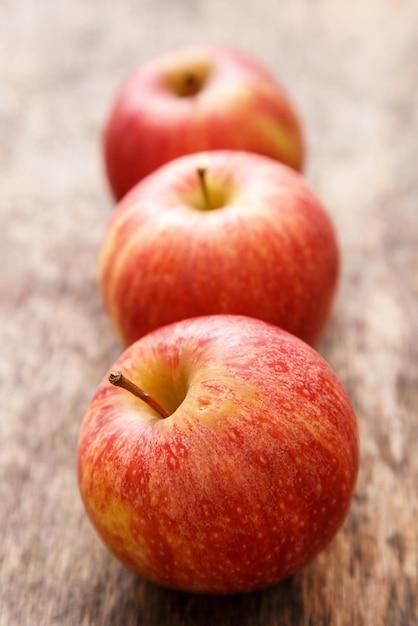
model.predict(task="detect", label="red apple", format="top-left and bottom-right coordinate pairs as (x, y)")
top-left (100, 150), bottom-right (339, 348)
top-left (103, 44), bottom-right (304, 200)
top-left (77, 315), bottom-right (359, 595)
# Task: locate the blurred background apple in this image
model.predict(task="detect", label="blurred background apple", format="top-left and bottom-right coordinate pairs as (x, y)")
top-left (103, 44), bottom-right (304, 200)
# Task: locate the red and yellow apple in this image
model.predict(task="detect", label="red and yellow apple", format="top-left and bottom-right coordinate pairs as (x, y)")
top-left (103, 44), bottom-right (304, 200)
top-left (100, 150), bottom-right (339, 348)
top-left (77, 314), bottom-right (359, 595)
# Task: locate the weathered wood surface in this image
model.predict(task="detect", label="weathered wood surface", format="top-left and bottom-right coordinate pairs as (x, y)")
top-left (1, 1), bottom-right (417, 624)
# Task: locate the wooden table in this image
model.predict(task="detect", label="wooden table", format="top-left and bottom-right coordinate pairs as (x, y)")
top-left (1, 1), bottom-right (417, 624)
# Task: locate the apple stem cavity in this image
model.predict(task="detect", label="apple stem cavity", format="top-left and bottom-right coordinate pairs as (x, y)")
top-left (108, 371), bottom-right (171, 419)
top-left (197, 167), bottom-right (213, 211)
top-left (182, 72), bottom-right (202, 97)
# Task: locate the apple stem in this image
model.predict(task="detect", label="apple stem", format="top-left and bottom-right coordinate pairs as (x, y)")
top-left (108, 371), bottom-right (171, 419)
top-left (197, 167), bottom-right (212, 211)
top-left (183, 72), bottom-right (200, 96)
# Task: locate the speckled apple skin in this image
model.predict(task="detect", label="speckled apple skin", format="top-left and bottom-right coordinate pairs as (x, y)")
top-left (77, 315), bottom-right (359, 594)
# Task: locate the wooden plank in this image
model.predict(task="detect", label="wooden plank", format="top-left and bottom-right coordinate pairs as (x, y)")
top-left (1, 1), bottom-right (417, 624)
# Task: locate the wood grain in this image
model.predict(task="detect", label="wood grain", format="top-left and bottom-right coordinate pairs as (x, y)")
top-left (1, 1), bottom-right (417, 624)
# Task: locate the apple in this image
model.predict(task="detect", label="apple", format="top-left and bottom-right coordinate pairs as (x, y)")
top-left (100, 150), bottom-right (339, 348)
top-left (77, 314), bottom-right (359, 595)
top-left (103, 44), bottom-right (305, 200)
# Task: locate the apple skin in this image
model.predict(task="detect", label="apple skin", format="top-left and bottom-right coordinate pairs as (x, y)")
top-left (103, 44), bottom-right (304, 200)
top-left (77, 315), bottom-right (359, 595)
top-left (100, 150), bottom-right (339, 348)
